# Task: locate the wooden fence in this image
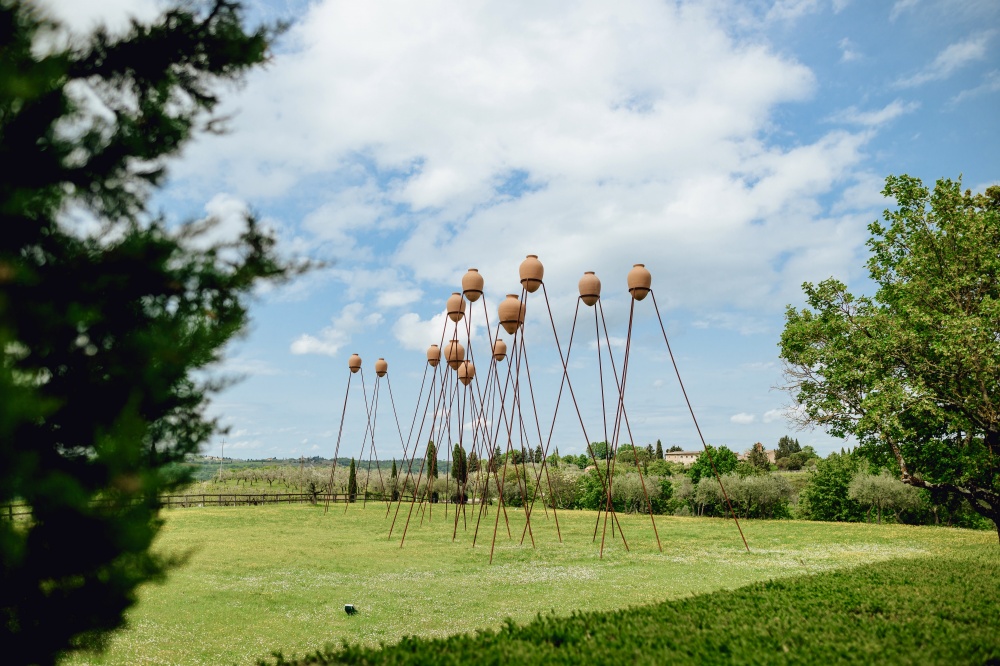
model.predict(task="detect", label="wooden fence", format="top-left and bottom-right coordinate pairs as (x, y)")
top-left (0, 492), bottom-right (431, 518)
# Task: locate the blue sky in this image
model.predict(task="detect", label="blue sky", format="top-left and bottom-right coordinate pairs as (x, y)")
top-left (48, 0), bottom-right (998, 460)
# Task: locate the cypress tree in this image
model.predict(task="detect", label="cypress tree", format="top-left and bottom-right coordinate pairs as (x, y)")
top-left (656, 439), bottom-right (664, 459)
top-left (747, 442), bottom-right (771, 471)
top-left (390, 459), bottom-right (399, 501)
top-left (347, 458), bottom-right (358, 502)
top-left (426, 441), bottom-right (438, 502)
top-left (452, 444), bottom-right (467, 483)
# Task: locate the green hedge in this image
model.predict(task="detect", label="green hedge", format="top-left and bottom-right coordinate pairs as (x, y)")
top-left (261, 547), bottom-right (999, 665)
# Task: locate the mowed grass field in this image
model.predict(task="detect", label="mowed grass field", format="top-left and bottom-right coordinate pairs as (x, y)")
top-left (66, 502), bottom-right (996, 665)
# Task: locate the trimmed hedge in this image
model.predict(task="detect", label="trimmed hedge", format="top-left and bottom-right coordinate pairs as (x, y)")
top-left (261, 547), bottom-right (999, 665)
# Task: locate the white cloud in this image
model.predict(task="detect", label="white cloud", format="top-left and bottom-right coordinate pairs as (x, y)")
top-left (838, 37), bottom-right (861, 63)
top-left (740, 361), bottom-right (776, 370)
top-left (161, 0), bottom-right (881, 320)
top-left (40, 0), bottom-right (161, 33)
top-left (690, 313), bottom-right (771, 336)
top-left (890, 0), bottom-right (919, 22)
top-left (217, 356), bottom-right (282, 377)
top-left (290, 302), bottom-right (384, 357)
top-left (828, 100), bottom-right (920, 127)
top-left (228, 439), bottom-right (264, 451)
top-left (762, 408), bottom-right (785, 423)
top-left (183, 193), bottom-right (251, 252)
top-left (949, 69), bottom-right (1000, 106)
top-left (895, 32), bottom-right (994, 88)
top-left (730, 412), bottom-right (756, 424)
top-left (300, 183), bottom-right (396, 255)
top-left (377, 288), bottom-right (424, 309)
top-left (393, 307), bottom-right (482, 353)
top-left (588, 336), bottom-right (627, 351)
top-left (832, 173), bottom-right (889, 214)
top-left (765, 0), bottom-right (823, 23)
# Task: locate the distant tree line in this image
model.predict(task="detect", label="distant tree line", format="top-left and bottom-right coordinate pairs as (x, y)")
top-left (186, 436), bottom-right (989, 530)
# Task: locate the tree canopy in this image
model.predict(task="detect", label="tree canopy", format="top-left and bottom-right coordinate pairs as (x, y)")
top-left (746, 442), bottom-right (770, 471)
top-left (688, 445), bottom-right (738, 485)
top-left (0, 1), bottom-right (290, 662)
top-left (775, 436), bottom-right (801, 459)
top-left (780, 175), bottom-right (1000, 540)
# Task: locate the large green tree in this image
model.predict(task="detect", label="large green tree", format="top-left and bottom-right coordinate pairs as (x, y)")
top-left (780, 175), bottom-right (1000, 540)
top-left (0, 1), bottom-right (289, 662)
top-left (688, 445), bottom-right (738, 485)
top-left (746, 442), bottom-right (770, 471)
top-left (848, 470), bottom-right (921, 525)
top-left (775, 436), bottom-right (801, 460)
top-left (798, 451), bottom-right (866, 522)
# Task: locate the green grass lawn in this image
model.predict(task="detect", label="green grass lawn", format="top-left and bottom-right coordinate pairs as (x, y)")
top-left (66, 502), bottom-right (995, 666)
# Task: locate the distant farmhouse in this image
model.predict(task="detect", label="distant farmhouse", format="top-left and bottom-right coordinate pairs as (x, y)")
top-left (663, 450), bottom-right (700, 465)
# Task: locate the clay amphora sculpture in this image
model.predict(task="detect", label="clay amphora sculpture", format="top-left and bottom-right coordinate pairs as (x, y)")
top-left (519, 254), bottom-right (544, 293)
top-left (458, 360), bottom-right (476, 386)
top-left (445, 339), bottom-right (465, 369)
top-left (426, 344), bottom-right (440, 367)
top-left (627, 263), bottom-right (652, 301)
top-left (348, 353), bottom-right (362, 373)
top-left (578, 271), bottom-right (601, 306)
top-left (446, 292), bottom-right (466, 322)
top-left (462, 268), bottom-right (484, 302)
top-left (498, 294), bottom-right (525, 334)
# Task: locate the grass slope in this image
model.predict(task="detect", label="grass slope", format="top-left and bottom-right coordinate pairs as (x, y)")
top-left (269, 547), bottom-right (1000, 665)
top-left (65, 504), bottom-right (995, 665)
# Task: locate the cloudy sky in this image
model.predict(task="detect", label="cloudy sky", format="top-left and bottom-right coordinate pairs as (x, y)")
top-left (47, 0), bottom-right (998, 460)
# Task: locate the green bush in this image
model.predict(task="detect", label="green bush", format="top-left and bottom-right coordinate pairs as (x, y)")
top-left (798, 452), bottom-right (867, 522)
top-left (694, 473), bottom-right (793, 519)
top-left (259, 547), bottom-right (1000, 665)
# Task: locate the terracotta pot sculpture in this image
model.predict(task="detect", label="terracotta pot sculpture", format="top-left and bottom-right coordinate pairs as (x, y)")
top-left (348, 353), bottom-right (362, 373)
top-left (426, 344), bottom-right (440, 367)
top-left (445, 339), bottom-right (465, 369)
top-left (578, 271), bottom-right (601, 306)
top-left (627, 263), bottom-right (652, 301)
top-left (375, 357), bottom-right (388, 377)
top-left (498, 294), bottom-right (525, 334)
top-left (493, 338), bottom-right (507, 362)
top-left (446, 292), bottom-right (466, 322)
top-left (519, 254), bottom-right (544, 293)
top-left (462, 268), bottom-right (484, 302)
top-left (457, 360), bottom-right (476, 386)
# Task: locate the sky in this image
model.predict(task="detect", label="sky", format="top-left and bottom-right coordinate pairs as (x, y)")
top-left (44, 0), bottom-right (999, 461)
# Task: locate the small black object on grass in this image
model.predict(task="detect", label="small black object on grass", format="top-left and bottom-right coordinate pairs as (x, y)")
top-left (345, 604), bottom-right (357, 615)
